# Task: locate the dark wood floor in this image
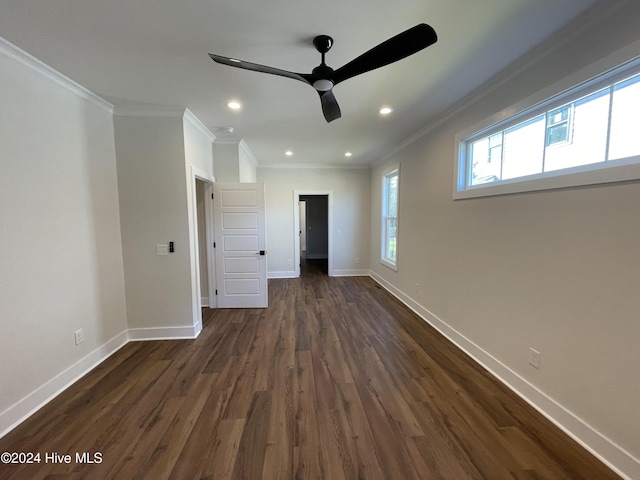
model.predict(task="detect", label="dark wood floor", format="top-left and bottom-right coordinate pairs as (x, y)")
top-left (0, 261), bottom-right (620, 479)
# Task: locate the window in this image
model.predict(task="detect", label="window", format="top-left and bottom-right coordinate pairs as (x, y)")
top-left (381, 166), bottom-right (399, 269)
top-left (546, 105), bottom-right (572, 146)
top-left (456, 57), bottom-right (640, 198)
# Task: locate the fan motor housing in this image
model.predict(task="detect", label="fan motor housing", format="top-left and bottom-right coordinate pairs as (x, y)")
top-left (313, 35), bottom-right (333, 53)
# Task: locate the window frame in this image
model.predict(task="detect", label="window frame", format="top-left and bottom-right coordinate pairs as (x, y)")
top-left (381, 165), bottom-right (400, 271)
top-left (454, 55), bottom-right (640, 200)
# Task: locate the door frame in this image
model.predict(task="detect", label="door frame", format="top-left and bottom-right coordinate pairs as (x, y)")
top-left (190, 167), bottom-right (215, 335)
top-left (293, 190), bottom-right (333, 277)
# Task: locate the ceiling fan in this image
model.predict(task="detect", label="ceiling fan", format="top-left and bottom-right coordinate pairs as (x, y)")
top-left (209, 23), bottom-right (437, 123)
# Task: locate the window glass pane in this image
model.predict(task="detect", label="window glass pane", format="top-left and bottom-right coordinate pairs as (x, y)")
top-left (387, 173), bottom-right (398, 216)
top-left (544, 89), bottom-right (610, 172)
top-left (609, 73), bottom-right (640, 161)
top-left (386, 218), bottom-right (397, 261)
top-left (502, 116), bottom-right (545, 180)
top-left (470, 136), bottom-right (501, 185)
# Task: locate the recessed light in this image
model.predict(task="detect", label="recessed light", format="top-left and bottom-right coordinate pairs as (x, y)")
top-left (285, 150), bottom-right (293, 156)
top-left (344, 152), bottom-right (352, 157)
top-left (225, 100), bottom-right (242, 110)
top-left (379, 106), bottom-right (393, 115)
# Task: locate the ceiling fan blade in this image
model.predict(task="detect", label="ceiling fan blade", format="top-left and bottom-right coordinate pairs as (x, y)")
top-left (319, 90), bottom-right (341, 122)
top-left (209, 53), bottom-right (310, 85)
top-left (332, 23), bottom-right (437, 85)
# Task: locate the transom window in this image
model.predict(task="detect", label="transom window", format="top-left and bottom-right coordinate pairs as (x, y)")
top-left (381, 166), bottom-right (399, 270)
top-left (456, 57), bottom-right (640, 198)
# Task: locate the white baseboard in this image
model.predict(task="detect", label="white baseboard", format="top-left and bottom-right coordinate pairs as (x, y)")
top-left (0, 322), bottom-right (205, 440)
top-left (268, 270), bottom-right (297, 279)
top-left (0, 330), bottom-right (129, 439)
top-left (332, 268), bottom-right (370, 277)
top-left (368, 270), bottom-right (638, 480)
top-left (128, 324), bottom-right (201, 341)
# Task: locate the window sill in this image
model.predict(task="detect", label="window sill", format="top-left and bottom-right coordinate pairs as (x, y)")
top-left (380, 258), bottom-right (398, 271)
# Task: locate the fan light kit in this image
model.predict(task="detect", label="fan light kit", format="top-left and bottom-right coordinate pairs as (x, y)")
top-left (210, 23), bottom-right (437, 122)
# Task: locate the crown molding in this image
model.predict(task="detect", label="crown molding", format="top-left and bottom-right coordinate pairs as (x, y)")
top-left (184, 109), bottom-right (216, 143)
top-left (113, 104), bottom-right (186, 118)
top-left (0, 36), bottom-right (113, 114)
top-left (258, 162), bottom-right (370, 170)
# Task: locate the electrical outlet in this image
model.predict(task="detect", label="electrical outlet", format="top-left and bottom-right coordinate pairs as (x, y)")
top-left (74, 329), bottom-right (84, 346)
top-left (287, 259), bottom-right (293, 266)
top-left (414, 283), bottom-right (420, 294)
top-left (355, 257), bottom-right (360, 265)
top-left (529, 347), bottom-right (540, 369)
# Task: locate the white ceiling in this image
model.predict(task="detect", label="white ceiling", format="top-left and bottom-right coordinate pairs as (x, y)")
top-left (0, 0), bottom-right (600, 166)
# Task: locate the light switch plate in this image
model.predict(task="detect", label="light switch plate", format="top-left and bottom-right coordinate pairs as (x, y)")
top-left (156, 244), bottom-right (169, 256)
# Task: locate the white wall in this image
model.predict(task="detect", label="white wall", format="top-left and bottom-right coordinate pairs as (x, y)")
top-left (114, 110), bottom-right (196, 336)
top-left (184, 111), bottom-right (215, 181)
top-left (113, 109), bottom-right (213, 338)
top-left (0, 39), bottom-right (128, 434)
top-left (238, 139), bottom-right (257, 182)
top-left (257, 167), bottom-right (370, 277)
top-left (369, 3), bottom-right (640, 478)
top-left (212, 141), bottom-right (239, 183)
top-left (213, 138), bottom-right (257, 183)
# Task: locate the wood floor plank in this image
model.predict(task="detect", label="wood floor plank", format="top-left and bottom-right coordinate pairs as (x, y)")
top-left (293, 350), bottom-right (324, 479)
top-left (137, 373), bottom-right (218, 480)
top-left (230, 390), bottom-right (272, 480)
top-left (201, 418), bottom-right (245, 479)
top-left (334, 382), bottom-right (387, 479)
top-left (0, 260), bottom-right (622, 480)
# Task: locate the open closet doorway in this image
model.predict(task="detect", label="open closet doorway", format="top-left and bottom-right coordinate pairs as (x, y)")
top-left (190, 166), bottom-right (215, 336)
top-left (195, 179), bottom-right (213, 307)
top-left (293, 190), bottom-right (333, 277)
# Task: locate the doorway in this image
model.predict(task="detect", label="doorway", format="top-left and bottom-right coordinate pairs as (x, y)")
top-left (195, 179), bottom-right (212, 307)
top-left (190, 167), bottom-right (215, 336)
top-left (293, 190), bottom-right (333, 277)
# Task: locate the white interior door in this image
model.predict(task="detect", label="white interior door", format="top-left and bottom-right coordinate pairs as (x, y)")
top-left (213, 183), bottom-right (268, 308)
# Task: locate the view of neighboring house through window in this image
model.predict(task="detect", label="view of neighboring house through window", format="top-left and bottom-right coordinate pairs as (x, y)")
top-left (458, 61), bottom-right (640, 195)
top-left (381, 166), bottom-right (399, 269)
